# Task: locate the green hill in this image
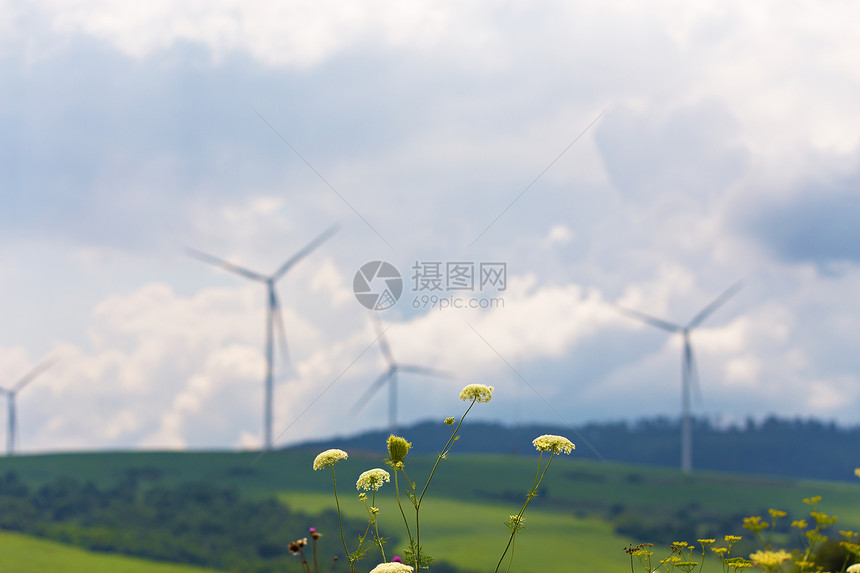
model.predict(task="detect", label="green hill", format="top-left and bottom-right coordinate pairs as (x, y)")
top-left (0, 530), bottom-right (218, 573)
top-left (290, 416), bottom-right (860, 482)
top-left (0, 447), bottom-right (857, 572)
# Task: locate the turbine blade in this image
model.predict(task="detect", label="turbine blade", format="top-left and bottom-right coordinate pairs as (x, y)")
top-left (187, 248), bottom-right (267, 282)
top-left (272, 224), bottom-right (340, 281)
top-left (12, 356), bottom-right (60, 393)
top-left (617, 306), bottom-right (683, 333)
top-left (687, 280), bottom-right (744, 329)
top-left (398, 364), bottom-right (452, 379)
top-left (271, 292), bottom-right (291, 370)
top-left (352, 371), bottom-right (392, 415)
top-left (371, 316), bottom-right (395, 364)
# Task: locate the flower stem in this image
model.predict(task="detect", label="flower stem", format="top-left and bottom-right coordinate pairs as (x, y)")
top-left (418, 400), bottom-right (474, 505)
top-left (393, 469), bottom-right (414, 559)
top-left (409, 399), bottom-right (475, 571)
top-left (494, 452), bottom-right (555, 573)
top-left (331, 466), bottom-right (353, 571)
top-left (312, 536), bottom-right (319, 573)
top-left (371, 490), bottom-right (386, 562)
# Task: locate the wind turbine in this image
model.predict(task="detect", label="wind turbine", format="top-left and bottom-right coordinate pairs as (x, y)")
top-left (188, 224), bottom-right (339, 451)
top-left (353, 317), bottom-right (451, 433)
top-left (619, 281), bottom-right (743, 474)
top-left (1, 356), bottom-right (58, 456)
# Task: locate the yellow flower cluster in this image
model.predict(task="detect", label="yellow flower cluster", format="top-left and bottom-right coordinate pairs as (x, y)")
top-left (743, 516), bottom-right (768, 532)
top-left (387, 435), bottom-right (412, 464)
top-left (750, 549), bottom-right (791, 570)
top-left (312, 448), bottom-right (348, 470)
top-left (532, 434), bottom-right (575, 455)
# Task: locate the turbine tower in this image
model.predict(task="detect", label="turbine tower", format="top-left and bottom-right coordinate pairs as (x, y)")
top-left (353, 317), bottom-right (450, 433)
top-left (1, 356), bottom-right (58, 456)
top-left (619, 281), bottom-right (743, 474)
top-left (189, 224), bottom-right (338, 451)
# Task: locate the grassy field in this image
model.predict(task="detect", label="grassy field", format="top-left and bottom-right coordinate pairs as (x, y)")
top-left (279, 490), bottom-right (628, 572)
top-left (0, 531), bottom-right (219, 573)
top-left (2, 448), bottom-right (856, 514)
top-left (0, 448), bottom-right (857, 572)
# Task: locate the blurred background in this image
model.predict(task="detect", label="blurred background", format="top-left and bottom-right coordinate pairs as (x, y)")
top-left (1, 0), bottom-right (859, 453)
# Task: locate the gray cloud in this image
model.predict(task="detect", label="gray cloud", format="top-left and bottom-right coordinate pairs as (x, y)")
top-left (594, 101), bottom-right (749, 201)
top-left (743, 170), bottom-right (860, 270)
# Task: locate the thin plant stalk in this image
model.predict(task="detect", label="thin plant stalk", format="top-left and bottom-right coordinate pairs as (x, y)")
top-left (393, 469), bottom-right (414, 543)
top-left (312, 535), bottom-right (319, 573)
top-left (495, 451), bottom-right (555, 573)
top-left (368, 489), bottom-right (386, 562)
top-left (408, 399), bottom-right (476, 571)
top-left (418, 400), bottom-right (475, 504)
top-left (330, 466), bottom-right (354, 573)
top-left (505, 533), bottom-right (516, 573)
top-left (396, 465), bottom-right (421, 569)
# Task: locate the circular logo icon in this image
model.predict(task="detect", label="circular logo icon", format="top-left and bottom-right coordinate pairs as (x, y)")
top-left (353, 261), bottom-right (403, 310)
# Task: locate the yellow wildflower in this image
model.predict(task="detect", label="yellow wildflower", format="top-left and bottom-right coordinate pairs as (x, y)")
top-left (743, 516), bottom-right (768, 531)
top-left (386, 435), bottom-right (411, 464)
top-left (750, 549), bottom-right (791, 571)
top-left (532, 434), bottom-right (575, 455)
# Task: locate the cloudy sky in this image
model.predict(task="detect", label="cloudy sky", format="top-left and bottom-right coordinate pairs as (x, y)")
top-left (1, 1), bottom-right (859, 453)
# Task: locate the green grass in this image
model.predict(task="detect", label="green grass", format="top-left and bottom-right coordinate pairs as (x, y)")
top-left (278, 490), bottom-right (627, 572)
top-left (419, 454), bottom-right (860, 519)
top-left (1, 449), bottom-right (856, 521)
top-left (0, 530), bottom-right (219, 573)
top-left (0, 449), bottom-right (857, 572)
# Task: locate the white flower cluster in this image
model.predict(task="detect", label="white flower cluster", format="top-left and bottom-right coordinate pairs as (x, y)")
top-left (356, 468), bottom-right (391, 491)
top-left (369, 562), bottom-right (414, 573)
top-left (458, 383), bottom-right (494, 403)
top-left (312, 448), bottom-right (348, 470)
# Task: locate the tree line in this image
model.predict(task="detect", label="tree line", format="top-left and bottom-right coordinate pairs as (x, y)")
top-left (0, 470), bottom-right (380, 573)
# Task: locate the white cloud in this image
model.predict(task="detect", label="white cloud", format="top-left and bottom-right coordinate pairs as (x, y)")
top-left (3, 0), bottom-right (860, 453)
top-left (542, 224), bottom-right (574, 247)
top-left (20, 0), bottom-right (455, 66)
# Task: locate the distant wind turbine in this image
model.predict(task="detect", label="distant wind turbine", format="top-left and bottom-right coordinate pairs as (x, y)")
top-left (353, 317), bottom-right (451, 433)
top-left (188, 224), bottom-right (339, 451)
top-left (618, 281), bottom-right (744, 474)
top-left (1, 356), bottom-right (58, 456)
